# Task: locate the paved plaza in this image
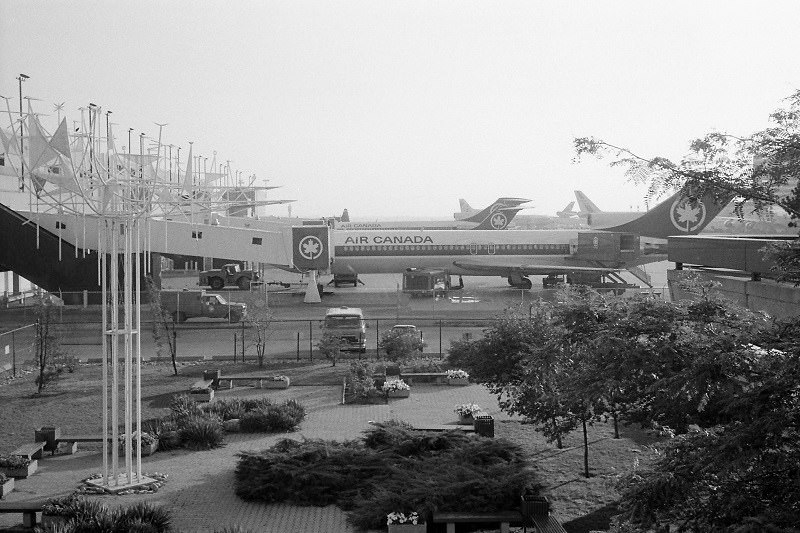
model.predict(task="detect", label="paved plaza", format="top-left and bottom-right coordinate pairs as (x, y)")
top-left (0, 383), bottom-right (512, 532)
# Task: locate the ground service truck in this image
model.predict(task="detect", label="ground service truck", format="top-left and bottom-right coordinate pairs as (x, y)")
top-left (161, 290), bottom-right (247, 323)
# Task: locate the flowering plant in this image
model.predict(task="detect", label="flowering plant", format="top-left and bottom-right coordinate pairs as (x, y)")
top-left (387, 511), bottom-right (421, 525)
top-left (446, 369), bottom-right (469, 380)
top-left (454, 403), bottom-right (482, 417)
top-left (382, 379), bottom-right (410, 392)
top-left (0, 455), bottom-right (32, 469)
top-left (119, 431), bottom-right (157, 446)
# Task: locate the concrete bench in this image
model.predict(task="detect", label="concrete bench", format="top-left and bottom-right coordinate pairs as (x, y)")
top-left (11, 441), bottom-right (46, 461)
top-left (55, 435), bottom-right (115, 455)
top-left (0, 501), bottom-right (44, 528)
top-left (219, 375), bottom-right (290, 390)
top-left (432, 510), bottom-right (524, 533)
top-left (399, 372), bottom-right (447, 385)
top-left (530, 514), bottom-right (568, 533)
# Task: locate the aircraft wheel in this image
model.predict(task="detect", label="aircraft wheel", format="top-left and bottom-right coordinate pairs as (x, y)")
top-left (209, 277), bottom-right (224, 290)
top-left (519, 278), bottom-right (533, 290)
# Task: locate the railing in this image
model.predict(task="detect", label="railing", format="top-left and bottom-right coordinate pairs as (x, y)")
top-left (0, 323), bottom-right (36, 377)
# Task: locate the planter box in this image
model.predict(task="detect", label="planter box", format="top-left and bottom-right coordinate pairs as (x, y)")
top-left (0, 477), bottom-right (14, 498)
top-left (388, 523), bottom-right (426, 533)
top-left (190, 389), bottom-right (214, 402)
top-left (0, 459), bottom-right (37, 479)
top-left (386, 389), bottom-right (411, 398)
top-left (447, 377), bottom-right (469, 386)
top-left (119, 439), bottom-right (159, 457)
top-left (457, 415), bottom-right (475, 425)
top-left (521, 495), bottom-right (550, 516)
top-left (261, 378), bottom-right (290, 389)
top-left (35, 426), bottom-right (61, 454)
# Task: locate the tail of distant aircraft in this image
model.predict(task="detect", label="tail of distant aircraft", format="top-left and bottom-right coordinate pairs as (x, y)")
top-left (459, 199), bottom-right (474, 214)
top-left (574, 191), bottom-right (602, 214)
top-left (339, 208), bottom-right (350, 222)
top-left (462, 197), bottom-right (531, 230)
top-left (556, 201), bottom-right (576, 218)
top-left (600, 188), bottom-right (733, 239)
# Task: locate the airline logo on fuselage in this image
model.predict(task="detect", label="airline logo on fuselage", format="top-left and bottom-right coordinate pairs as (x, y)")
top-left (344, 235), bottom-right (435, 245)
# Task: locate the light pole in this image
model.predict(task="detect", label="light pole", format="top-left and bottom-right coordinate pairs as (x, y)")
top-left (17, 73), bottom-right (29, 190)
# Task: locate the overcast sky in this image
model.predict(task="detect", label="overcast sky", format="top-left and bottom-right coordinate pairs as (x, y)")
top-left (2, 1), bottom-right (800, 219)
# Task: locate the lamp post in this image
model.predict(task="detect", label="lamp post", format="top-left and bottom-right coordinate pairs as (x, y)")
top-left (17, 74), bottom-right (29, 190)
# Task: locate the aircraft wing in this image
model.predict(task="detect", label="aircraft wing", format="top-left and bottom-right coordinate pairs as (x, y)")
top-left (452, 258), bottom-right (620, 276)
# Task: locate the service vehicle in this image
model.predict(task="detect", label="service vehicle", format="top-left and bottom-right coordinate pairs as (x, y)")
top-left (198, 263), bottom-right (260, 290)
top-left (323, 306), bottom-right (366, 353)
top-left (402, 268), bottom-right (463, 297)
top-left (161, 289), bottom-right (247, 323)
top-left (391, 324), bottom-right (424, 345)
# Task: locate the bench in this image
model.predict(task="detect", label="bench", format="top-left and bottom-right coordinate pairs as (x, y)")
top-left (530, 514), bottom-right (568, 533)
top-left (399, 372), bottom-right (448, 385)
top-left (55, 435), bottom-right (115, 455)
top-left (218, 375), bottom-right (290, 390)
top-left (432, 510), bottom-right (524, 533)
top-left (11, 442), bottom-right (46, 461)
top-left (0, 501), bottom-right (44, 528)
top-left (414, 425), bottom-right (475, 433)
top-left (189, 379), bottom-right (215, 402)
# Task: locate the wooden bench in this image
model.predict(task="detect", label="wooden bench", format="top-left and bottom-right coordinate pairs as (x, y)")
top-left (55, 435), bottom-right (115, 455)
top-left (0, 501), bottom-right (44, 528)
top-left (189, 379), bottom-right (215, 402)
top-left (432, 510), bottom-right (524, 533)
top-left (11, 442), bottom-right (46, 461)
top-left (530, 513), bottom-right (568, 533)
top-left (399, 372), bottom-right (447, 385)
top-left (218, 375), bottom-right (290, 390)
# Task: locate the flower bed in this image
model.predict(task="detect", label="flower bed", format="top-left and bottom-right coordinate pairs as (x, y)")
top-left (119, 431), bottom-right (159, 456)
top-left (382, 379), bottom-right (411, 398)
top-left (454, 403), bottom-right (482, 423)
top-left (0, 456), bottom-right (37, 478)
top-left (387, 511), bottom-right (426, 533)
top-left (446, 369), bottom-right (470, 386)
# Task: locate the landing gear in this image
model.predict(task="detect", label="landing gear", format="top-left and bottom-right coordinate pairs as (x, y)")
top-left (507, 274), bottom-right (532, 290)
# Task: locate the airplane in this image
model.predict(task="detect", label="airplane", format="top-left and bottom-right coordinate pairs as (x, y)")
top-left (574, 190), bottom-right (645, 227)
top-left (456, 198), bottom-right (583, 229)
top-left (330, 187), bottom-right (732, 289)
top-left (337, 197), bottom-right (531, 231)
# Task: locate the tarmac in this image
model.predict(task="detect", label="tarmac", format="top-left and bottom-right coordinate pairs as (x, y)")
top-left (0, 382), bottom-right (514, 533)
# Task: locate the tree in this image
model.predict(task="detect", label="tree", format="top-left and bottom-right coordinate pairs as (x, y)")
top-left (318, 332), bottom-right (343, 367)
top-left (574, 90), bottom-right (800, 281)
top-left (378, 329), bottom-right (424, 363)
top-left (145, 276), bottom-right (178, 376)
top-left (33, 296), bottom-right (64, 393)
top-left (247, 304), bottom-right (273, 368)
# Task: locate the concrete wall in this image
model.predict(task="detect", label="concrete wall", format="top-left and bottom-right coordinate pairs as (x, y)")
top-left (668, 269), bottom-right (800, 319)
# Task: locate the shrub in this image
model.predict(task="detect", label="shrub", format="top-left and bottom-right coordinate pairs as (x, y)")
top-left (0, 455), bottom-right (31, 468)
top-left (116, 501), bottom-right (172, 532)
top-left (402, 356), bottom-right (444, 373)
top-left (239, 401), bottom-right (305, 433)
top-left (379, 330), bottom-right (424, 362)
top-left (347, 360), bottom-right (378, 401)
top-left (0, 473), bottom-right (8, 484)
top-left (179, 416), bottom-right (224, 450)
top-left (169, 394), bottom-right (204, 421)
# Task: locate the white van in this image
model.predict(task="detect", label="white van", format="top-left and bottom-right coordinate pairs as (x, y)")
top-left (323, 306), bottom-right (366, 353)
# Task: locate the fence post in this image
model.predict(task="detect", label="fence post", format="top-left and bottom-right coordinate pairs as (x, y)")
top-left (439, 319), bottom-right (442, 357)
top-left (83, 290), bottom-right (88, 308)
top-left (233, 333), bottom-right (237, 363)
top-left (375, 319), bottom-right (379, 359)
top-left (309, 321), bottom-right (313, 361)
top-left (241, 320), bottom-right (245, 362)
top-left (11, 329), bottom-right (16, 377)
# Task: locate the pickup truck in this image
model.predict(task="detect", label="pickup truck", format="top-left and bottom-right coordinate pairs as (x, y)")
top-left (161, 290), bottom-right (247, 323)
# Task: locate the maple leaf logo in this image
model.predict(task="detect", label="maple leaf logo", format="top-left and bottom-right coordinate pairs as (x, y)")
top-left (490, 212), bottom-right (508, 229)
top-left (670, 198), bottom-right (706, 232)
top-left (298, 236), bottom-right (323, 260)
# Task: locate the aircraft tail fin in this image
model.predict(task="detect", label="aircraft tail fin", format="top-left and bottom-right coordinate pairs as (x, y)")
top-left (462, 197), bottom-right (531, 226)
top-left (471, 207), bottom-right (524, 230)
top-left (339, 208), bottom-right (350, 222)
top-left (459, 199), bottom-right (473, 213)
top-left (556, 201), bottom-right (576, 218)
top-left (575, 190), bottom-right (602, 214)
top-left (600, 187), bottom-right (733, 239)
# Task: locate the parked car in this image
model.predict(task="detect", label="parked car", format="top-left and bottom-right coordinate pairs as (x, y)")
top-left (391, 324), bottom-right (423, 345)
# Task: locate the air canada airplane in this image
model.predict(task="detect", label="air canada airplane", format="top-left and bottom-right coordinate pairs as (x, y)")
top-left (331, 188), bottom-right (732, 289)
top-left (574, 190), bottom-right (646, 227)
top-left (337, 197), bottom-right (531, 231)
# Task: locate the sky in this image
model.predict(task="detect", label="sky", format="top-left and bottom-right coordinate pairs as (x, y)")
top-left (2, 1), bottom-right (800, 220)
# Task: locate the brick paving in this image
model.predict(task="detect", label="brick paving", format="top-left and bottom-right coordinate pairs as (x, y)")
top-left (0, 383), bottom-right (509, 532)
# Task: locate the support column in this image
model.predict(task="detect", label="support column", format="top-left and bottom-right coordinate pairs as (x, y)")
top-left (304, 270), bottom-right (321, 303)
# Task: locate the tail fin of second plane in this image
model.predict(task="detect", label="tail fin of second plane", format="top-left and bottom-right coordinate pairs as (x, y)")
top-left (600, 188), bottom-right (733, 239)
top-left (574, 191), bottom-right (602, 214)
top-left (556, 201), bottom-right (576, 218)
top-left (462, 197), bottom-right (531, 225)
